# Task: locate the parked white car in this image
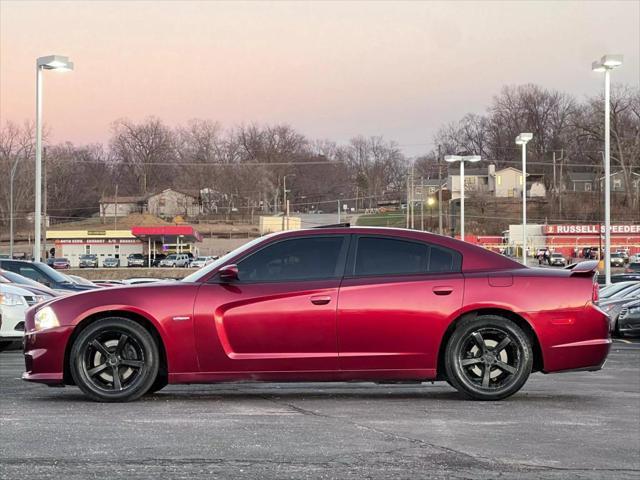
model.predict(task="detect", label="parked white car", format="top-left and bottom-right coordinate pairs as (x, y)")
top-left (190, 256), bottom-right (215, 268)
top-left (0, 283), bottom-right (50, 349)
top-left (159, 254), bottom-right (191, 268)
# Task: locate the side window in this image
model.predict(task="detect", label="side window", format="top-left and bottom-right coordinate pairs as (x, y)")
top-left (237, 236), bottom-right (346, 283)
top-left (428, 245), bottom-right (458, 273)
top-left (18, 266), bottom-right (48, 284)
top-left (355, 237), bottom-right (428, 276)
top-left (353, 237), bottom-right (461, 276)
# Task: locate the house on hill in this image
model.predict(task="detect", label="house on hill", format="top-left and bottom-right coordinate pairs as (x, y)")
top-left (100, 188), bottom-right (202, 219)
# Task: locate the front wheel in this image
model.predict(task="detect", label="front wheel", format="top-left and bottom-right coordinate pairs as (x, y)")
top-left (444, 315), bottom-right (533, 401)
top-left (69, 317), bottom-right (159, 402)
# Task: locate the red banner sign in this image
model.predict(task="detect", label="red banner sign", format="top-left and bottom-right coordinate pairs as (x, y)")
top-left (544, 225), bottom-right (640, 235)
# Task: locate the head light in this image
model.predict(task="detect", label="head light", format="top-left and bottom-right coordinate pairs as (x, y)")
top-left (34, 306), bottom-right (59, 331)
top-left (0, 292), bottom-right (26, 306)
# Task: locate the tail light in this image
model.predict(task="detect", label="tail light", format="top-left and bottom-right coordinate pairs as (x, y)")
top-left (592, 281), bottom-right (599, 303)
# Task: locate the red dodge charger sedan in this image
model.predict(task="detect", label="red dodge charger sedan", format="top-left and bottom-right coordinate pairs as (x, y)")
top-left (22, 227), bottom-right (610, 402)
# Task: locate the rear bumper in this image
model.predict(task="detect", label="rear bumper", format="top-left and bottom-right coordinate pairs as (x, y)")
top-left (543, 338), bottom-right (611, 373)
top-left (534, 304), bottom-right (611, 373)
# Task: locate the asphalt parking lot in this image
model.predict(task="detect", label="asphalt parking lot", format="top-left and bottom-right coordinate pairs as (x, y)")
top-left (1, 341), bottom-right (639, 480)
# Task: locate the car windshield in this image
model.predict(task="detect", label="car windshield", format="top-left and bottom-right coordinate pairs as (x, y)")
top-left (166, 255), bottom-right (177, 260)
top-left (80, 255), bottom-right (95, 259)
top-left (611, 253), bottom-right (623, 258)
top-left (32, 262), bottom-right (73, 283)
top-left (552, 254), bottom-right (562, 257)
top-left (0, 270), bottom-right (50, 290)
top-left (600, 282), bottom-right (636, 298)
top-left (67, 275), bottom-right (97, 286)
top-left (182, 234), bottom-right (273, 282)
top-left (610, 283), bottom-right (640, 299)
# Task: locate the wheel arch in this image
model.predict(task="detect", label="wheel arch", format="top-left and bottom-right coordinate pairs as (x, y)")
top-left (63, 310), bottom-right (168, 386)
top-left (436, 308), bottom-right (544, 380)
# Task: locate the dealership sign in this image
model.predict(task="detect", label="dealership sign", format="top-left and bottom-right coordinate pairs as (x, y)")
top-left (544, 224), bottom-right (640, 235)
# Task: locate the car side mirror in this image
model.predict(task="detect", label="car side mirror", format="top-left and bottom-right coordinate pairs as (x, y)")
top-left (218, 264), bottom-right (238, 282)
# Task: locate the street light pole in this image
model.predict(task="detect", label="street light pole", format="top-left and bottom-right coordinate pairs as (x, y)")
top-left (445, 154), bottom-right (481, 242)
top-left (34, 55), bottom-right (73, 262)
top-left (34, 66), bottom-right (43, 261)
top-left (593, 54), bottom-right (623, 286)
top-left (516, 133), bottom-right (533, 265)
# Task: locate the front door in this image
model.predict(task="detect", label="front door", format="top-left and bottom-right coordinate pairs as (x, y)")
top-left (337, 235), bottom-right (464, 372)
top-left (194, 235), bottom-right (349, 373)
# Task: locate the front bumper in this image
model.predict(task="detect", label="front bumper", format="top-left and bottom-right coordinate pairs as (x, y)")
top-left (618, 315), bottom-right (640, 336)
top-left (22, 325), bottom-right (75, 385)
top-left (0, 305), bottom-right (27, 339)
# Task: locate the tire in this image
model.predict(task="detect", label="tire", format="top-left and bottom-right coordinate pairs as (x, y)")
top-left (0, 340), bottom-right (15, 352)
top-left (444, 315), bottom-right (533, 401)
top-left (69, 317), bottom-right (159, 402)
top-left (145, 375), bottom-right (168, 395)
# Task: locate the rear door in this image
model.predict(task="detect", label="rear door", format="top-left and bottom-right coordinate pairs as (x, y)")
top-left (337, 235), bottom-right (464, 372)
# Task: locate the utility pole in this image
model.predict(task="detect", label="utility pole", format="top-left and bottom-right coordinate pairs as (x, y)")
top-left (337, 199), bottom-right (341, 223)
top-left (406, 169), bottom-right (410, 228)
top-left (420, 177), bottom-right (425, 230)
top-left (437, 145), bottom-right (443, 235)
top-left (553, 151), bottom-right (557, 194)
top-left (114, 184), bottom-right (118, 231)
top-left (282, 176), bottom-right (287, 231)
top-left (9, 156), bottom-right (21, 258)
top-left (410, 162), bottom-right (415, 229)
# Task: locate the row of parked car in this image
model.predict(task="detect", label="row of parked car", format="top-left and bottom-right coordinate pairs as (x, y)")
top-left (46, 253), bottom-right (218, 269)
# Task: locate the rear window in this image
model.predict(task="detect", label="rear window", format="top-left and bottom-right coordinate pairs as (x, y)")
top-left (353, 237), bottom-right (461, 276)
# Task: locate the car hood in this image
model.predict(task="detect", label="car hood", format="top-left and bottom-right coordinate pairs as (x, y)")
top-left (0, 283), bottom-right (34, 297)
top-left (32, 282), bottom-right (201, 330)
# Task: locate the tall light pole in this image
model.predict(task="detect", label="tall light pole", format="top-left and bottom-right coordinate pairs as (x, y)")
top-left (34, 55), bottom-right (74, 261)
top-left (445, 155), bottom-right (481, 242)
top-left (516, 133), bottom-right (533, 265)
top-left (592, 54), bottom-right (623, 285)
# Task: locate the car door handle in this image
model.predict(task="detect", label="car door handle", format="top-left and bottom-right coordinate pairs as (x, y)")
top-left (310, 295), bottom-right (331, 305)
top-left (432, 286), bottom-right (453, 296)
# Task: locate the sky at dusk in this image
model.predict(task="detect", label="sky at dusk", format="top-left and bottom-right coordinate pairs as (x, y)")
top-left (1, 0), bottom-right (639, 156)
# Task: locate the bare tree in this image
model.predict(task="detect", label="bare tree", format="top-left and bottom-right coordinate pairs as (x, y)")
top-left (110, 117), bottom-right (175, 194)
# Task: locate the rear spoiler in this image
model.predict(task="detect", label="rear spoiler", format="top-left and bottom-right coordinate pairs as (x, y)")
top-left (564, 260), bottom-right (599, 277)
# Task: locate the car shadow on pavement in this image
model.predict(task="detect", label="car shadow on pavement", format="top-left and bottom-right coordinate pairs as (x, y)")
top-left (28, 386), bottom-right (592, 405)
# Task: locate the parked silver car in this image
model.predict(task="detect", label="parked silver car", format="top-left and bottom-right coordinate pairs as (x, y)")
top-left (159, 254), bottom-right (190, 268)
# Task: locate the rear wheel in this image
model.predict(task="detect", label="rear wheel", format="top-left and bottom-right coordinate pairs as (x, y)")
top-left (444, 315), bottom-right (533, 401)
top-left (70, 317), bottom-right (159, 402)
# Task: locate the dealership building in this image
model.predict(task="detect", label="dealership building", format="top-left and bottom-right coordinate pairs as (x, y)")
top-left (498, 223), bottom-right (640, 258)
top-left (46, 225), bottom-right (202, 267)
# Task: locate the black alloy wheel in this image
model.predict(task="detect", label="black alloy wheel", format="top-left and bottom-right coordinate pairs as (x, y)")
top-left (70, 318), bottom-right (159, 402)
top-left (445, 315), bottom-right (533, 400)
